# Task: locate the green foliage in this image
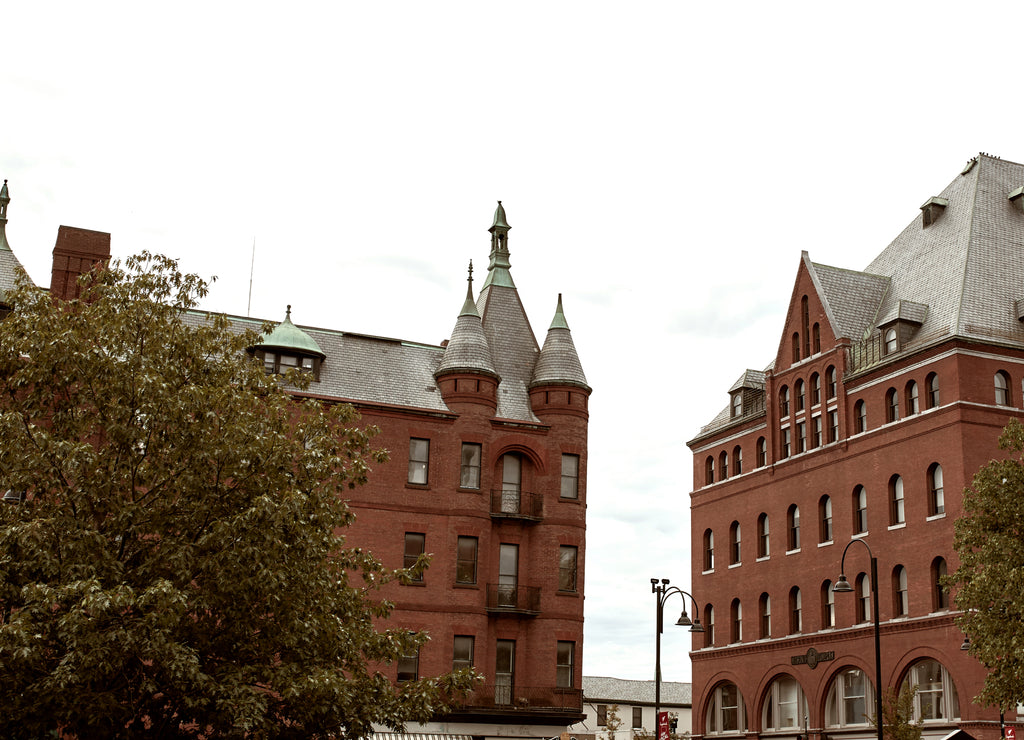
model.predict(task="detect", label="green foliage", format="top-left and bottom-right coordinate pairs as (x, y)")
top-left (949, 417), bottom-right (1024, 710)
top-left (871, 685), bottom-right (922, 740)
top-left (605, 704), bottom-right (622, 740)
top-left (0, 254), bottom-right (477, 738)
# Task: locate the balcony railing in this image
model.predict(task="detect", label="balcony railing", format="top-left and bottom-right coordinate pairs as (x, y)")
top-left (489, 488), bottom-right (543, 521)
top-left (485, 584), bottom-right (540, 615)
top-left (448, 684), bottom-right (583, 713)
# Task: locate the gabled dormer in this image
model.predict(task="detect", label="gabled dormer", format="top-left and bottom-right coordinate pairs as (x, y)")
top-left (774, 253), bottom-right (842, 372)
top-left (728, 370), bottom-right (766, 420)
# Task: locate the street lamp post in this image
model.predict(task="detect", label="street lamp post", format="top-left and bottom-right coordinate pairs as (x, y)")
top-left (833, 539), bottom-right (883, 740)
top-left (651, 578), bottom-right (703, 740)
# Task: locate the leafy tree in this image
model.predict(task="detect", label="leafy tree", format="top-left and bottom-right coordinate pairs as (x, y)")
top-left (949, 417), bottom-right (1024, 710)
top-left (871, 685), bottom-right (922, 740)
top-left (605, 704), bottom-right (622, 740)
top-left (0, 254), bottom-right (476, 739)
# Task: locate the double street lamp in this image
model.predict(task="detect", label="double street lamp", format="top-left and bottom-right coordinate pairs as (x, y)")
top-left (651, 578), bottom-right (703, 740)
top-left (833, 539), bottom-right (883, 740)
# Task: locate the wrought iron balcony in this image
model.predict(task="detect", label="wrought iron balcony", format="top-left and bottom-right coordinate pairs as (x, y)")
top-left (489, 488), bottom-right (543, 521)
top-left (447, 684), bottom-right (583, 714)
top-left (485, 584), bottom-right (540, 615)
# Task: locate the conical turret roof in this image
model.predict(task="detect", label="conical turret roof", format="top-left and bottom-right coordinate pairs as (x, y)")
top-left (0, 180), bottom-right (30, 304)
top-left (259, 306), bottom-right (326, 358)
top-left (532, 294), bottom-right (590, 390)
top-left (436, 262), bottom-right (498, 378)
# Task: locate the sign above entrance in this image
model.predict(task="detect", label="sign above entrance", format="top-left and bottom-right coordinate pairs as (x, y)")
top-left (790, 647), bottom-right (835, 670)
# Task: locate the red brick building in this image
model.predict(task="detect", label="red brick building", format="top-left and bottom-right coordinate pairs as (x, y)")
top-left (0, 189), bottom-right (591, 738)
top-left (686, 154), bottom-right (1024, 740)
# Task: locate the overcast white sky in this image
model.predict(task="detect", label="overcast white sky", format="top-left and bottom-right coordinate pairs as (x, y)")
top-left (5, 1), bottom-right (1024, 684)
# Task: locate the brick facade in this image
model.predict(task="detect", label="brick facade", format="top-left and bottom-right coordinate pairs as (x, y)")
top-left (687, 155), bottom-right (1024, 740)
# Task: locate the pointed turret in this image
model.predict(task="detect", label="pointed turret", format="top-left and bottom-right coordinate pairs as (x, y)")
top-left (532, 294), bottom-right (590, 391)
top-left (475, 201), bottom-right (541, 421)
top-left (530, 293), bottom-right (590, 421)
top-left (436, 262), bottom-right (499, 412)
top-left (0, 180), bottom-right (12, 253)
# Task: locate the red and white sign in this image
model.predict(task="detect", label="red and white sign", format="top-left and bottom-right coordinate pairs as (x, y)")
top-left (658, 711), bottom-right (670, 740)
top-left (1005, 727), bottom-right (1015, 740)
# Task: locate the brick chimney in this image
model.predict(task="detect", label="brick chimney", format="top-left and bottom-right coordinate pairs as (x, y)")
top-left (50, 226), bottom-right (111, 300)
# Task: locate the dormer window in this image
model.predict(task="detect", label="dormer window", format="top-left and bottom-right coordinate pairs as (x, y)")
top-left (257, 350), bottom-right (320, 379)
top-left (731, 393), bottom-right (743, 418)
top-left (884, 328), bottom-right (898, 354)
top-left (249, 306), bottom-right (327, 383)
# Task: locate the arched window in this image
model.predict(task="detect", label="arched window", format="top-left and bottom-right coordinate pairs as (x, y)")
top-left (802, 297), bottom-right (811, 358)
top-left (730, 599), bottom-right (742, 643)
top-left (758, 593), bottom-right (771, 638)
top-left (893, 565), bottom-right (909, 617)
top-left (704, 604), bottom-right (715, 647)
top-left (792, 333), bottom-right (801, 364)
top-left (826, 667), bottom-right (875, 727)
top-left (779, 386), bottom-right (791, 417)
top-left (811, 373), bottom-right (821, 406)
top-left (995, 371), bottom-right (1012, 406)
top-left (732, 393), bottom-right (743, 418)
top-left (821, 580), bottom-right (835, 628)
top-left (813, 323), bottom-right (821, 354)
top-left (889, 475), bottom-right (905, 525)
top-left (819, 495), bottom-right (833, 543)
top-left (884, 327), bottom-right (898, 354)
top-left (729, 521), bottom-right (741, 565)
top-left (931, 557), bottom-right (949, 611)
top-left (855, 400), bottom-right (867, 433)
top-left (705, 456), bottom-right (715, 486)
top-left (756, 437), bottom-right (767, 467)
top-left (853, 485), bottom-right (868, 534)
top-left (757, 513), bottom-right (770, 559)
top-left (789, 587), bottom-right (802, 634)
top-left (926, 372), bottom-right (940, 408)
top-left (855, 573), bottom-right (871, 623)
top-left (762, 675), bottom-right (807, 731)
top-left (796, 379), bottom-right (806, 412)
top-left (886, 388), bottom-right (900, 423)
top-left (733, 445), bottom-right (743, 476)
top-left (720, 450), bottom-right (729, 481)
top-left (906, 381), bottom-right (919, 415)
top-left (826, 366), bottom-right (838, 399)
top-left (901, 659), bottom-right (960, 721)
top-left (703, 529), bottom-right (715, 571)
top-left (787, 504), bottom-right (800, 551)
top-left (928, 463), bottom-right (945, 516)
top-left (706, 681), bottom-right (745, 735)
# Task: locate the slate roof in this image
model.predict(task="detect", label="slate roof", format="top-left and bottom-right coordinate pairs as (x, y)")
top-left (582, 676), bottom-right (691, 706)
top-left (695, 154), bottom-right (1024, 437)
top-left (436, 271), bottom-right (498, 378)
top-left (0, 181), bottom-right (31, 302)
top-left (728, 369), bottom-right (765, 393)
top-left (533, 294), bottom-right (590, 390)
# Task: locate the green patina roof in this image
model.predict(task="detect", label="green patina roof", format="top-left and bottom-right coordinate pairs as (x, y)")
top-left (260, 306), bottom-right (326, 358)
top-left (491, 200), bottom-right (510, 230)
top-left (548, 293), bottom-right (569, 330)
top-left (0, 180), bottom-right (11, 253)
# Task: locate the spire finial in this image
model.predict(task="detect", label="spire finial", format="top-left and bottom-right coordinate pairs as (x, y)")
top-left (468, 260), bottom-right (474, 286)
top-left (286, 304), bottom-right (292, 320)
top-left (0, 179), bottom-right (10, 252)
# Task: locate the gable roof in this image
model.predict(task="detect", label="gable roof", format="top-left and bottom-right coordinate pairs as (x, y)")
top-left (582, 676), bottom-right (691, 705)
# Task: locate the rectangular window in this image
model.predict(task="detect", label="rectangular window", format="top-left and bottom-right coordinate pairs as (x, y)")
top-left (498, 543), bottom-right (518, 607)
top-left (812, 416), bottom-right (822, 448)
top-left (456, 536), bottom-right (478, 585)
top-left (559, 545), bottom-right (578, 592)
top-left (453, 635), bottom-right (474, 671)
top-left (397, 641), bottom-right (419, 683)
top-left (495, 640), bottom-right (515, 705)
top-left (597, 705), bottom-right (608, 727)
top-left (781, 428), bottom-right (791, 458)
top-left (633, 706), bottom-right (643, 728)
top-left (460, 443), bottom-right (482, 489)
top-left (796, 422), bottom-right (806, 453)
top-left (404, 532), bottom-right (425, 582)
top-left (561, 453), bottom-right (580, 499)
top-left (556, 640), bottom-right (574, 688)
top-left (408, 438), bottom-right (430, 484)
top-left (828, 410), bottom-right (839, 443)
